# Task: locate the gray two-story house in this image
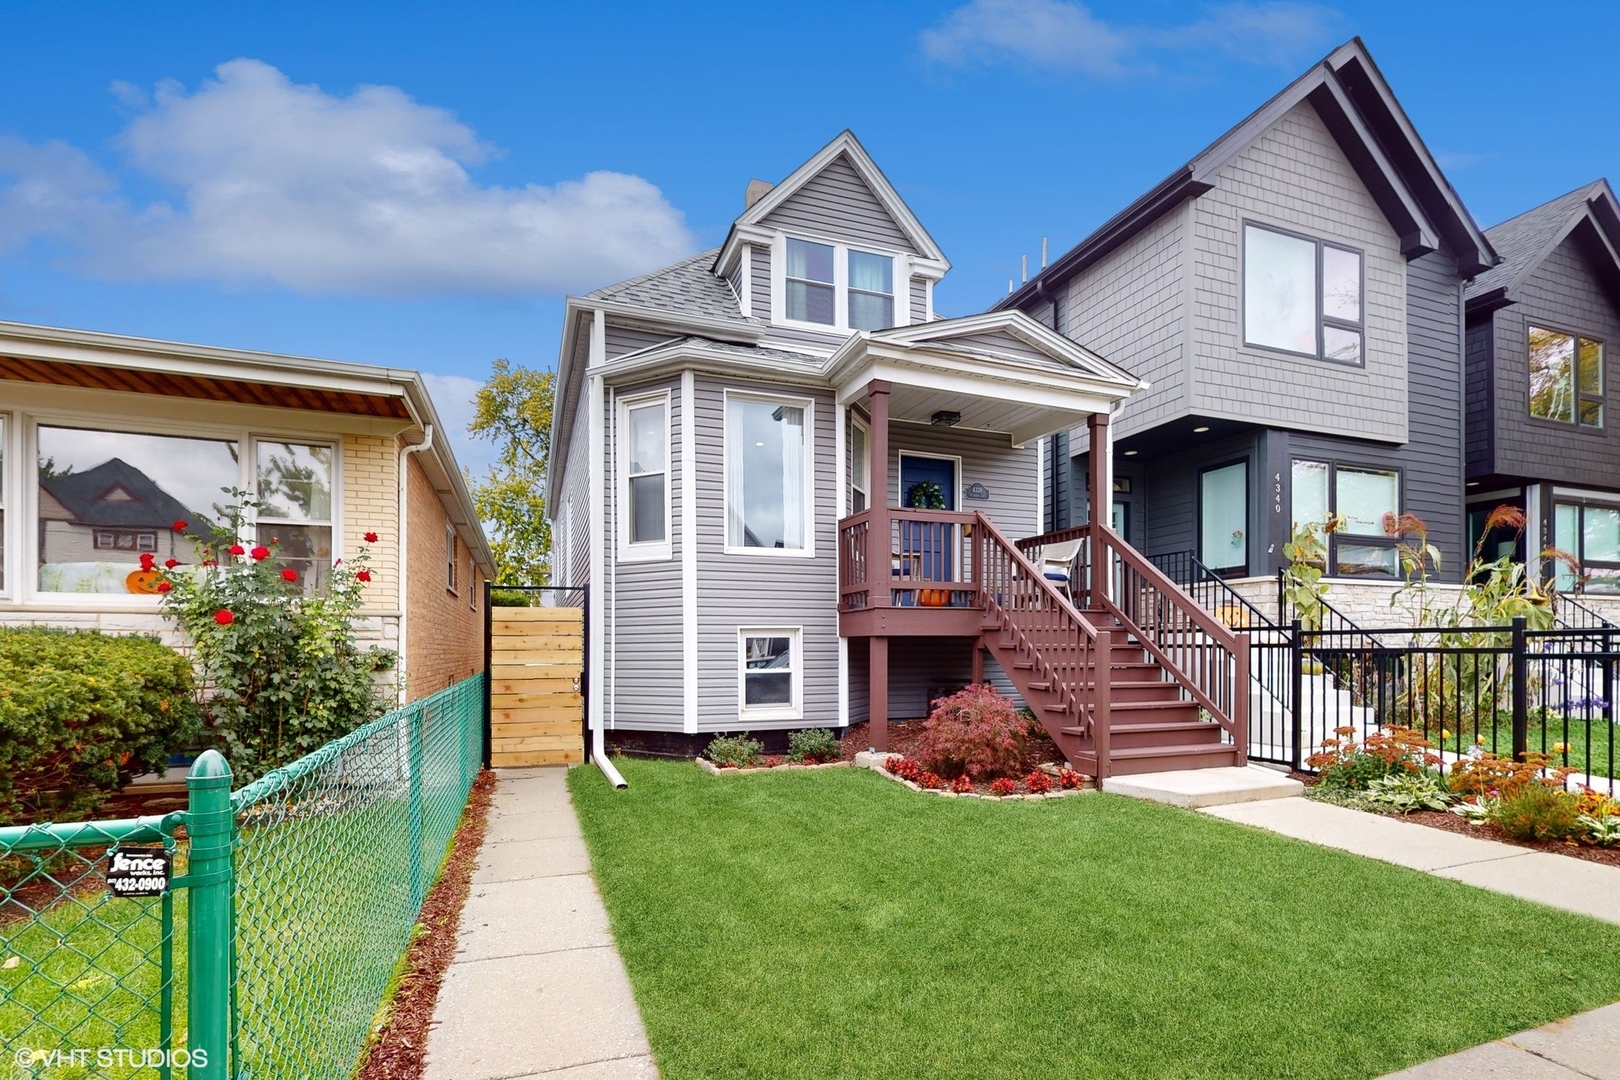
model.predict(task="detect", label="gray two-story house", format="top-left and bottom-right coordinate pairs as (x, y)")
top-left (1464, 180), bottom-right (1620, 593)
top-left (1004, 38), bottom-right (1496, 594)
top-left (548, 132), bottom-right (1256, 779)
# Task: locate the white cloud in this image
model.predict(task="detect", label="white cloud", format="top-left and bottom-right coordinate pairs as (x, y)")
top-left (0, 59), bottom-right (695, 296)
top-left (420, 372), bottom-right (497, 481)
top-left (919, 0), bottom-right (1340, 76)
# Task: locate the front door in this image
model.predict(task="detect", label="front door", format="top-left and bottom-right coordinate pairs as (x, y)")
top-left (899, 455), bottom-right (958, 598)
top-left (1200, 461), bottom-right (1248, 575)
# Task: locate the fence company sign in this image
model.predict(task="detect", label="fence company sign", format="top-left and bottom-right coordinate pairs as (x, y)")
top-left (107, 847), bottom-right (171, 898)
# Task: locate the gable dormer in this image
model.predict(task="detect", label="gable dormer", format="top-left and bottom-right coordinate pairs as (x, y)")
top-left (713, 132), bottom-right (949, 342)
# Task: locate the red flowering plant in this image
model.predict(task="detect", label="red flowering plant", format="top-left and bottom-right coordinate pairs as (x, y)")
top-left (988, 777), bottom-right (1018, 796)
top-left (1057, 768), bottom-right (1085, 790)
top-left (155, 489), bottom-right (396, 782)
top-left (1024, 770), bottom-right (1053, 794)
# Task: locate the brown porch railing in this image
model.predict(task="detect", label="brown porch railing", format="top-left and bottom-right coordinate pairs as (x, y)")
top-left (1019, 524), bottom-right (1250, 763)
top-left (837, 508), bottom-right (979, 609)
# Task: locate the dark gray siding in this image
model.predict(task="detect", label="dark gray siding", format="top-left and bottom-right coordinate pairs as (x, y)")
top-left (760, 154), bottom-right (916, 252)
top-left (1488, 233), bottom-right (1620, 490)
top-left (693, 375), bottom-right (840, 730)
top-left (1466, 319), bottom-right (1494, 477)
top-left (605, 375), bottom-right (685, 731)
top-left (1395, 248), bottom-right (1467, 579)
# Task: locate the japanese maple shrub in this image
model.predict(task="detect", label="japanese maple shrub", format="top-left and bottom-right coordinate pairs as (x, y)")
top-left (158, 493), bottom-right (396, 783)
top-left (916, 683), bottom-right (1025, 781)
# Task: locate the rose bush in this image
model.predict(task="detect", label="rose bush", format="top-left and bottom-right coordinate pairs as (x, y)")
top-left (158, 493), bottom-right (396, 783)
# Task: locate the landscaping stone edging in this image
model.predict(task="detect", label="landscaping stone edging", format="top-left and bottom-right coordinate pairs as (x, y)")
top-left (695, 758), bottom-right (851, 776)
top-left (851, 751), bottom-right (1090, 800)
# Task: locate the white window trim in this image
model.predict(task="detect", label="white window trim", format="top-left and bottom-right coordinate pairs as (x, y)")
top-left (737, 626), bottom-right (803, 721)
top-left (849, 413), bottom-right (870, 515)
top-left (616, 390), bottom-right (673, 563)
top-left (0, 412), bottom-right (13, 599)
top-left (445, 519), bottom-right (459, 594)
top-left (770, 232), bottom-right (902, 334)
top-left (13, 406), bottom-right (342, 609)
top-left (723, 388), bottom-right (816, 558)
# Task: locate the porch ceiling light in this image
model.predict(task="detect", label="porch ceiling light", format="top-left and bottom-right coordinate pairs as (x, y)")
top-left (1123, 449), bottom-right (1138, 456)
top-left (1192, 425), bottom-right (1210, 433)
top-left (930, 410), bottom-right (961, 427)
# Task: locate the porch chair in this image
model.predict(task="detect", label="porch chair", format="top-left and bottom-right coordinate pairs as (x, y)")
top-left (1038, 538), bottom-right (1084, 598)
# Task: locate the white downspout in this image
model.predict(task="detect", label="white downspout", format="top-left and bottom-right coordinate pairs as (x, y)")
top-left (586, 312), bottom-right (624, 788)
top-left (398, 424), bottom-right (435, 704)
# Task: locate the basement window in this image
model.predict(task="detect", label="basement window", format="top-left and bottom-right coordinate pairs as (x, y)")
top-left (739, 628), bottom-right (801, 718)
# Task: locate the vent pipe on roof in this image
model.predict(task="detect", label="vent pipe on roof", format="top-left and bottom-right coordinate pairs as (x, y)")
top-left (1021, 253), bottom-right (1028, 284)
top-left (744, 179), bottom-right (774, 209)
top-left (1042, 236), bottom-right (1048, 269)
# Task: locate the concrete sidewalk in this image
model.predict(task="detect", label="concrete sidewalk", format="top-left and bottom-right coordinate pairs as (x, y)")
top-left (1202, 796), bottom-right (1620, 924)
top-left (1379, 1001), bottom-right (1620, 1079)
top-left (424, 767), bottom-right (657, 1079)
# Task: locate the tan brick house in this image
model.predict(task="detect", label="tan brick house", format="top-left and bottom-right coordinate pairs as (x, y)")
top-left (0, 319), bottom-right (492, 701)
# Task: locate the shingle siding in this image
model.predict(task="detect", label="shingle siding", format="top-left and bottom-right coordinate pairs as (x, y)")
top-left (1487, 233), bottom-right (1620, 490)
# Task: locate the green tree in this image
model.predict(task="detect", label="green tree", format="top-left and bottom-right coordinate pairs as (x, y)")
top-left (470, 359), bottom-right (553, 585)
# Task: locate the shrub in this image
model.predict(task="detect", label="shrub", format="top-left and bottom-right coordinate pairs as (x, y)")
top-left (988, 777), bottom-right (1018, 796)
top-left (158, 495), bottom-right (396, 783)
top-left (1308, 726), bottom-right (1438, 790)
top-left (1057, 768), bottom-right (1084, 790)
top-left (1491, 784), bottom-right (1582, 841)
top-left (1580, 812), bottom-right (1620, 846)
top-left (1025, 770), bottom-right (1053, 794)
top-left (950, 775), bottom-right (973, 794)
top-left (1362, 771), bottom-right (1452, 814)
top-left (706, 734), bottom-right (763, 768)
top-left (0, 628), bottom-right (201, 822)
top-left (916, 684), bottom-right (1025, 781)
top-left (787, 728), bottom-right (841, 764)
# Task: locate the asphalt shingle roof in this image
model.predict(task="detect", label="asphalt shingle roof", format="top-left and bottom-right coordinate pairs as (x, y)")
top-left (1468, 184), bottom-right (1600, 298)
top-left (587, 249), bottom-right (753, 324)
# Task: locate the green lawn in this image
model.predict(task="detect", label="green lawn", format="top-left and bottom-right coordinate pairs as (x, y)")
top-left (570, 760), bottom-right (1620, 1080)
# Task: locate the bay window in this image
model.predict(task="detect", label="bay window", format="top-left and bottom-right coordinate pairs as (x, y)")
top-left (619, 395), bottom-right (670, 559)
top-left (1528, 325), bottom-right (1603, 427)
top-left (1291, 460), bottom-right (1400, 577)
top-left (740, 628), bottom-right (801, 717)
top-left (1244, 223), bottom-right (1364, 364)
top-left (726, 393), bottom-right (811, 554)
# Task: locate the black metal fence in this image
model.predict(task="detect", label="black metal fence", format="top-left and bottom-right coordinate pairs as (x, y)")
top-left (1246, 617), bottom-right (1618, 793)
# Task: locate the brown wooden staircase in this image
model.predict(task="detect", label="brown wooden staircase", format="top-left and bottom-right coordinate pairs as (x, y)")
top-left (978, 518), bottom-right (1249, 778)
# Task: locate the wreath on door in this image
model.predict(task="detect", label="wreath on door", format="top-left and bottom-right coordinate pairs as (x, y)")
top-left (907, 479), bottom-right (946, 510)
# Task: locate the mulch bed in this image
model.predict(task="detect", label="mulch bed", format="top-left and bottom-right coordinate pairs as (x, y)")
top-left (1290, 771), bottom-right (1620, 870)
top-left (355, 768), bottom-right (496, 1080)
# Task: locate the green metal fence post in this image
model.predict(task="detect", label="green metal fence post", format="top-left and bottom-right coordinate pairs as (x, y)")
top-left (186, 750), bottom-right (234, 1078)
top-left (408, 705), bottom-right (425, 911)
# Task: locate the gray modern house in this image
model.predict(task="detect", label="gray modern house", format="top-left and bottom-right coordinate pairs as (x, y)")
top-left (1464, 180), bottom-right (1620, 593)
top-left (1003, 39), bottom-right (1496, 590)
top-left (547, 132), bottom-right (1258, 778)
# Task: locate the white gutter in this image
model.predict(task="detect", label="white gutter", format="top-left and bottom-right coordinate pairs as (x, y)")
top-left (397, 424), bottom-right (435, 704)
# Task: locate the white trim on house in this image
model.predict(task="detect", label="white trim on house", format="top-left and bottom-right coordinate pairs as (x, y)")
top-left (737, 243), bottom-right (753, 320)
top-left (849, 413), bottom-right (870, 514)
top-left (737, 625), bottom-right (804, 722)
top-left (721, 387), bottom-right (817, 559)
top-left (615, 389), bottom-right (673, 563)
top-left (680, 369), bottom-right (698, 734)
top-left (587, 313), bottom-right (608, 748)
top-left (770, 232), bottom-right (905, 336)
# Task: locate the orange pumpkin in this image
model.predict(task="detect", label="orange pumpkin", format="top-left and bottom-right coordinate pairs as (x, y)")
top-left (125, 570), bottom-right (165, 595)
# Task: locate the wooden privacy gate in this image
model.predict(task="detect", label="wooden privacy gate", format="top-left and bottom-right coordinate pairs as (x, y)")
top-left (485, 590), bottom-right (586, 766)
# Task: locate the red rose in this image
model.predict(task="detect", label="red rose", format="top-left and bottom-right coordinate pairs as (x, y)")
top-left (214, 610), bottom-right (235, 625)
top-left (363, 531), bottom-right (379, 543)
top-left (227, 544), bottom-right (245, 556)
top-left (281, 568), bottom-right (299, 582)
top-left (356, 570), bottom-right (372, 582)
top-left (202, 560), bottom-right (217, 568)
top-left (172, 520), bottom-right (187, 531)
top-left (139, 552), bottom-right (155, 567)
top-left (250, 546), bottom-right (270, 561)
top-left (164, 558), bottom-right (179, 569)
top-left (156, 581), bottom-right (173, 593)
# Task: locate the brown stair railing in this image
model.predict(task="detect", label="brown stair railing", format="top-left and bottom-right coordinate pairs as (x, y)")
top-left (1019, 524), bottom-right (1249, 764)
top-left (974, 514), bottom-right (1109, 769)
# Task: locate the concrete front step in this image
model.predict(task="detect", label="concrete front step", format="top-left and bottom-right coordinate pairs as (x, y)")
top-left (1102, 765), bottom-right (1304, 808)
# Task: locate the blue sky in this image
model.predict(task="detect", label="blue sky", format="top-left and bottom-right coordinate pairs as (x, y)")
top-left (3, 1), bottom-right (1617, 475)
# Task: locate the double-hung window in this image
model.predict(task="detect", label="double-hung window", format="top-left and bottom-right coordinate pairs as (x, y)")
top-left (1529, 325), bottom-right (1603, 428)
top-left (726, 392), bottom-right (811, 554)
top-left (739, 628), bottom-right (801, 718)
top-left (849, 416), bottom-right (870, 514)
top-left (619, 395), bottom-right (670, 560)
top-left (445, 521), bottom-right (458, 592)
top-left (1244, 223), bottom-right (1364, 364)
top-left (1291, 459), bottom-right (1400, 577)
top-left (780, 237), bottom-right (897, 331)
top-left (255, 440), bottom-right (336, 593)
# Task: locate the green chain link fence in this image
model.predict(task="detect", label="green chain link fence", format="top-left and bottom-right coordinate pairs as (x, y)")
top-left (1, 673), bottom-right (486, 1079)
